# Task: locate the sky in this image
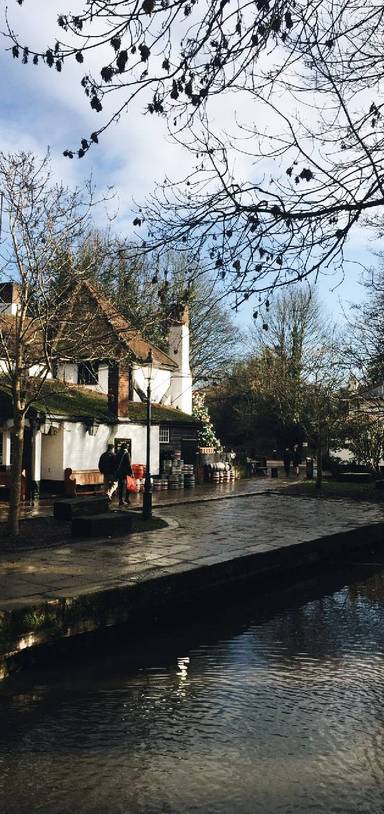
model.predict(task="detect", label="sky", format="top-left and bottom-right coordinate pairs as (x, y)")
top-left (0, 0), bottom-right (380, 331)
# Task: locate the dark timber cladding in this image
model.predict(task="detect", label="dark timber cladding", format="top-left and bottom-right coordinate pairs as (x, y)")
top-left (159, 422), bottom-right (199, 464)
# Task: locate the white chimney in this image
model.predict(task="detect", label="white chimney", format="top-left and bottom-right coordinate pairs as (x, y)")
top-left (168, 305), bottom-right (193, 414)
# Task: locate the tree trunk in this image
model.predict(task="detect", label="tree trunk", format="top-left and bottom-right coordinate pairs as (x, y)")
top-left (7, 412), bottom-right (25, 538)
top-left (316, 436), bottom-right (323, 490)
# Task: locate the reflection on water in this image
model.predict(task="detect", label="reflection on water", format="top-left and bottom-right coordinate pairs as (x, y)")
top-left (2, 566), bottom-right (384, 813)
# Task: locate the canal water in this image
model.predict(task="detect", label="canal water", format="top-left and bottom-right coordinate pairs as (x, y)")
top-left (1, 563), bottom-right (384, 813)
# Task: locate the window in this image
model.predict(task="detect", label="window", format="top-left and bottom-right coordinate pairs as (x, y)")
top-left (78, 362), bottom-right (99, 386)
top-left (159, 427), bottom-right (170, 444)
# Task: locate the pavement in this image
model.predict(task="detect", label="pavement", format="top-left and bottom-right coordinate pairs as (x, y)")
top-left (1, 477), bottom-right (384, 615)
top-left (0, 474), bottom-right (284, 522)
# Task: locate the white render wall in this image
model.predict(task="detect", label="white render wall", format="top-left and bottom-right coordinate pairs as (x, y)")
top-left (98, 364), bottom-right (109, 394)
top-left (63, 422), bottom-right (110, 472)
top-left (63, 422), bottom-right (160, 475)
top-left (169, 373), bottom-right (193, 414)
top-left (0, 360), bottom-right (52, 378)
top-left (31, 429), bottom-right (42, 482)
top-left (41, 428), bottom-right (65, 480)
top-left (0, 427), bottom-right (11, 466)
top-left (41, 420), bottom-right (160, 480)
top-left (28, 365), bottom-right (53, 379)
top-left (56, 363), bottom-right (113, 395)
top-left (57, 363), bottom-right (78, 385)
top-left (0, 302), bottom-right (18, 315)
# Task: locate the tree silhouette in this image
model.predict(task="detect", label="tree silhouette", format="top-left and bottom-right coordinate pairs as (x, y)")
top-left (7, 0), bottom-right (384, 301)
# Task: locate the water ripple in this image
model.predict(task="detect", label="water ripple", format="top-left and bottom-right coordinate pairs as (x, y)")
top-left (2, 571), bottom-right (384, 812)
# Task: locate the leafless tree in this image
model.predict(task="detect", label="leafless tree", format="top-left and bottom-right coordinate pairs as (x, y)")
top-left (209, 287), bottom-right (346, 481)
top-left (346, 413), bottom-right (384, 475)
top-left (81, 239), bottom-right (242, 383)
top-left (0, 151), bottom-right (116, 537)
top-left (250, 286), bottom-right (332, 375)
top-left (345, 259), bottom-right (384, 383)
top-left (6, 1), bottom-right (384, 303)
top-left (149, 253), bottom-right (242, 383)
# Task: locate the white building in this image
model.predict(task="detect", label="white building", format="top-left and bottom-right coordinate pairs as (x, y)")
top-left (0, 280), bottom-right (198, 496)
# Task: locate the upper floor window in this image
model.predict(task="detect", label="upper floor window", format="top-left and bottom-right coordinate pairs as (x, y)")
top-left (78, 362), bottom-right (99, 386)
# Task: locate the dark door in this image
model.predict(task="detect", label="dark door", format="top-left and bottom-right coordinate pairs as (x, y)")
top-left (181, 438), bottom-right (197, 465)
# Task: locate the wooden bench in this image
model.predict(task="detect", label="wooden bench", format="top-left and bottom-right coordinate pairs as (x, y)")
top-left (64, 468), bottom-right (104, 497)
top-left (248, 457), bottom-right (268, 476)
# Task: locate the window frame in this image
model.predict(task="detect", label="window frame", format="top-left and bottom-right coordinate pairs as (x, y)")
top-left (77, 361), bottom-right (99, 386)
top-left (159, 426), bottom-right (170, 444)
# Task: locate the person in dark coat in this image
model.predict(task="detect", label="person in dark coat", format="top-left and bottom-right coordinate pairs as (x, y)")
top-left (283, 448), bottom-right (291, 477)
top-left (292, 445), bottom-right (302, 477)
top-left (115, 442), bottom-right (133, 506)
top-left (98, 443), bottom-right (117, 499)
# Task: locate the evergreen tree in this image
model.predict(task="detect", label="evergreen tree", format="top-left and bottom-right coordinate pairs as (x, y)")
top-left (192, 392), bottom-right (221, 449)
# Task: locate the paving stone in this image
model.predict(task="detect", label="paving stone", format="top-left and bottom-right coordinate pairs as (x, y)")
top-left (0, 493), bottom-right (384, 612)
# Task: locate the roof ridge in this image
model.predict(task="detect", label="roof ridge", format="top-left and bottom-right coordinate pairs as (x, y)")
top-left (80, 279), bottom-right (177, 368)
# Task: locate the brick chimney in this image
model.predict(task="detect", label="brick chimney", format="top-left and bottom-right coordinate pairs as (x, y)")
top-left (108, 363), bottom-right (132, 416)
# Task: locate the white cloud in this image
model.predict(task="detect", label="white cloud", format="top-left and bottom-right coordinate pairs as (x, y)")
top-left (0, 0), bottom-right (378, 323)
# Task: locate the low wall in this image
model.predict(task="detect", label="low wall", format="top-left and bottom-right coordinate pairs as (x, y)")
top-left (1, 519), bottom-right (384, 680)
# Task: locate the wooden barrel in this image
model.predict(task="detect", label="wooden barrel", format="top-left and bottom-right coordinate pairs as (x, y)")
top-left (169, 475), bottom-right (179, 489)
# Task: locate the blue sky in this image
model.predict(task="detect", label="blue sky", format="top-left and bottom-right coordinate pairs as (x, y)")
top-left (0, 0), bottom-right (380, 331)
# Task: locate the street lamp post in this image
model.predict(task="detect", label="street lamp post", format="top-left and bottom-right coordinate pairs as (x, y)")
top-left (143, 349), bottom-right (153, 519)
